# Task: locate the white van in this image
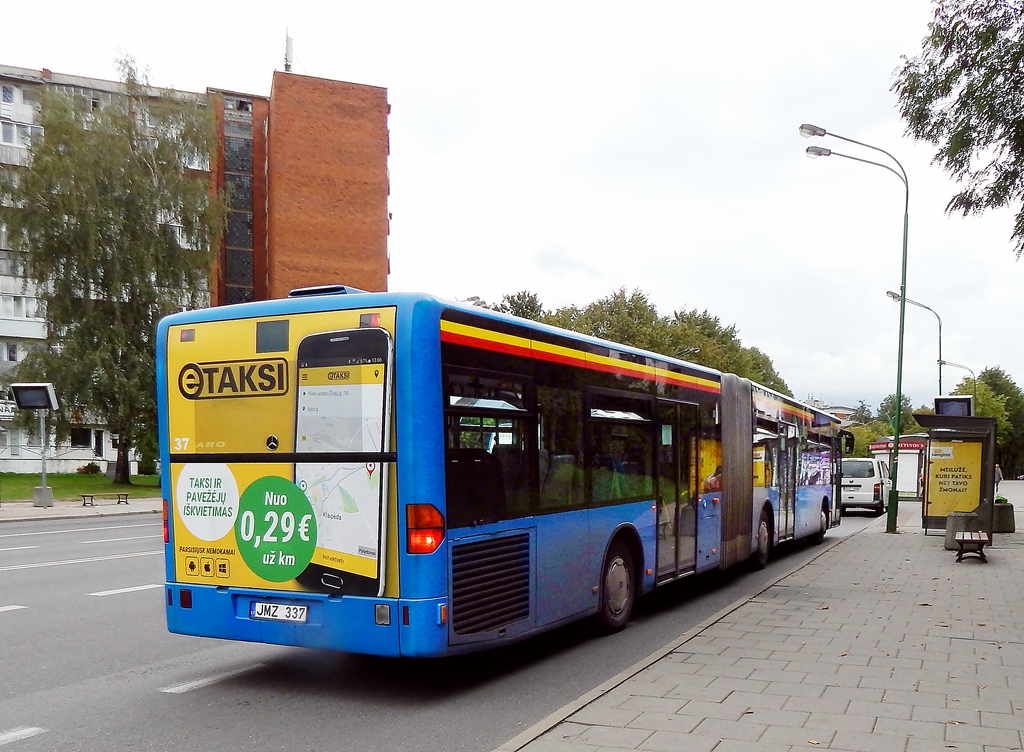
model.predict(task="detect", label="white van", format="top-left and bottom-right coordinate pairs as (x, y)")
top-left (840, 457), bottom-right (891, 515)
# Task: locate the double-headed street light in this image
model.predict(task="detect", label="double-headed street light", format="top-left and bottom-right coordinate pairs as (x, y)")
top-left (887, 291), bottom-right (942, 396)
top-left (800, 123), bottom-right (909, 534)
top-left (938, 359), bottom-right (977, 404)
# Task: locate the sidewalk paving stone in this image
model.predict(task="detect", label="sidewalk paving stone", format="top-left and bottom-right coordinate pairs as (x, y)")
top-left (497, 487), bottom-right (1024, 752)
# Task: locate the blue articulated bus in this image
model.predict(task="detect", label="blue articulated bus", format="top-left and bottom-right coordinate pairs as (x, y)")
top-left (158, 285), bottom-right (845, 657)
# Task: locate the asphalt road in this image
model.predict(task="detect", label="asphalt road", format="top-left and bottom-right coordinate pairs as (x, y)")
top-left (0, 513), bottom-right (875, 751)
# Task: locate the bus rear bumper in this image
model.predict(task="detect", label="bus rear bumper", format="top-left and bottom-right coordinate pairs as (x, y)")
top-left (165, 584), bottom-right (452, 658)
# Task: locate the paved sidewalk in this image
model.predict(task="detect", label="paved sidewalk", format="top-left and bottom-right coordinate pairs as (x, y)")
top-left (501, 482), bottom-right (1024, 752)
top-left (0, 495), bottom-right (162, 522)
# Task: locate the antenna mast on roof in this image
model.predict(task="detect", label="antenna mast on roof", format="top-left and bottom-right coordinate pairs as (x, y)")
top-left (285, 32), bottom-right (293, 73)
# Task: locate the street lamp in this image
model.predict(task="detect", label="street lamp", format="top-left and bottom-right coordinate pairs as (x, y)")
top-left (938, 359), bottom-right (977, 404)
top-left (887, 291), bottom-right (942, 395)
top-left (800, 123), bottom-right (909, 534)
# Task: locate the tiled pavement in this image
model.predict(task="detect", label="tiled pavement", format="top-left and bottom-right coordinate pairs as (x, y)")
top-left (500, 482), bottom-right (1024, 752)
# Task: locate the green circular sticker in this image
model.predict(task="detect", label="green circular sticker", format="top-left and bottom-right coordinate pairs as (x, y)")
top-left (235, 476), bottom-right (317, 582)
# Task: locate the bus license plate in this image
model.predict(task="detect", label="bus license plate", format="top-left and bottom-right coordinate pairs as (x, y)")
top-left (250, 601), bottom-right (308, 623)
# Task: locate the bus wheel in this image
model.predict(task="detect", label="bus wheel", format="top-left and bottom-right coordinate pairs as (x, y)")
top-left (597, 540), bottom-right (634, 634)
top-left (811, 505), bottom-right (828, 545)
top-left (751, 509), bottom-right (772, 570)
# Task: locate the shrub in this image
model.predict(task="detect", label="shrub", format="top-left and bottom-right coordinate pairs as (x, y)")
top-left (77, 462), bottom-right (102, 475)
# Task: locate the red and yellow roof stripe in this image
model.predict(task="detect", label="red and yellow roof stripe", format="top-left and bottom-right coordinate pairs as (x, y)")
top-left (441, 319), bottom-right (721, 395)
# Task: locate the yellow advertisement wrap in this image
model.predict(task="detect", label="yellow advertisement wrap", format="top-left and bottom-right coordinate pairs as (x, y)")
top-left (165, 307), bottom-right (399, 597)
top-left (699, 438), bottom-right (723, 494)
top-left (752, 446), bottom-right (766, 488)
top-left (926, 440), bottom-right (983, 518)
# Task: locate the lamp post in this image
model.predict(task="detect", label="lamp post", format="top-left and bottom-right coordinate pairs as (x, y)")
top-left (938, 359), bottom-right (977, 404)
top-left (887, 291), bottom-right (942, 396)
top-left (800, 123), bottom-right (909, 534)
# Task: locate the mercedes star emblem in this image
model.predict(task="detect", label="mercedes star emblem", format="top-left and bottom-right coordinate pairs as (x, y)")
top-left (266, 435), bottom-right (279, 451)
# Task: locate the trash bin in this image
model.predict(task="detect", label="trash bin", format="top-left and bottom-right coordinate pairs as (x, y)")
top-left (993, 499), bottom-right (1016, 533)
top-left (944, 511), bottom-right (981, 550)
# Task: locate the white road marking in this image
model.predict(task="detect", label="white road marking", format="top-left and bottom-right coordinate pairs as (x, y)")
top-left (0, 727), bottom-right (46, 745)
top-left (0, 605), bottom-right (27, 613)
top-left (79, 535), bottom-right (162, 544)
top-left (0, 546), bottom-right (38, 552)
top-left (0, 550), bottom-right (161, 572)
top-left (89, 584), bottom-right (162, 597)
top-left (160, 664), bottom-right (266, 694)
top-left (0, 523), bottom-right (160, 540)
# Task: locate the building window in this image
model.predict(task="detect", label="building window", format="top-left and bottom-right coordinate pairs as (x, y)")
top-left (70, 427), bottom-right (91, 448)
top-left (1, 122), bottom-right (13, 144)
top-left (226, 212), bottom-right (253, 248)
top-left (224, 121), bottom-right (252, 138)
top-left (224, 136), bottom-right (253, 172)
top-left (1, 86), bottom-right (13, 104)
top-left (226, 174), bottom-right (253, 211)
top-left (6, 342), bottom-right (17, 362)
top-left (225, 286), bottom-right (253, 305)
top-left (226, 250), bottom-right (253, 286)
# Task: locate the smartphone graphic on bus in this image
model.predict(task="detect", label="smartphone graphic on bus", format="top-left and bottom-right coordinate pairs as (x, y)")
top-left (293, 327), bottom-right (393, 596)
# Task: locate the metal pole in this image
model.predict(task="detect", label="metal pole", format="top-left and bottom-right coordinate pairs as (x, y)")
top-left (39, 409), bottom-right (46, 489)
top-left (887, 196), bottom-right (909, 534)
top-left (802, 125), bottom-right (909, 533)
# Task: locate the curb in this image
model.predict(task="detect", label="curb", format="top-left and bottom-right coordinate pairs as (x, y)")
top-left (492, 523), bottom-right (877, 752)
top-left (0, 508), bottom-right (161, 523)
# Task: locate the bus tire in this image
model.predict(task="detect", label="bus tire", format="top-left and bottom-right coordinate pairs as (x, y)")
top-left (597, 540), bottom-right (634, 634)
top-left (810, 504), bottom-right (828, 545)
top-left (751, 508), bottom-right (772, 570)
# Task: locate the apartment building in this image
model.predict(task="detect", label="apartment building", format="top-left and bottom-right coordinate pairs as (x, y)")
top-left (0, 64), bottom-right (390, 472)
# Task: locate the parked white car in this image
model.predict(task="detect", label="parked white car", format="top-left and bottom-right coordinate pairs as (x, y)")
top-left (840, 457), bottom-right (891, 515)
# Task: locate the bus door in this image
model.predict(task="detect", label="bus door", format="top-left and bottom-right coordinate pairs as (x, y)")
top-left (656, 401), bottom-right (699, 581)
top-left (777, 422), bottom-right (797, 539)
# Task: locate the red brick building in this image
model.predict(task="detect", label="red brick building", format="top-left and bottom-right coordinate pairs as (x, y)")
top-left (209, 72), bottom-right (390, 305)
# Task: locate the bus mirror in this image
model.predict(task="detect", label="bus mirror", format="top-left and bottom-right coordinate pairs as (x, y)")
top-left (840, 431), bottom-right (854, 455)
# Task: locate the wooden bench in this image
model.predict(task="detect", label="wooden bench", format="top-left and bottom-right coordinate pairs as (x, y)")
top-left (81, 493), bottom-right (130, 507)
top-left (954, 530), bottom-right (990, 563)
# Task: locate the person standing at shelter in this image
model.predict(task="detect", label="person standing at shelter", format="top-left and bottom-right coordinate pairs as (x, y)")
top-left (995, 464), bottom-right (1004, 492)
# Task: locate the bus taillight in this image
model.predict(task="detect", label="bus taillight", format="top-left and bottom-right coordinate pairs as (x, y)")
top-left (163, 498), bottom-right (169, 543)
top-left (407, 504), bottom-right (445, 554)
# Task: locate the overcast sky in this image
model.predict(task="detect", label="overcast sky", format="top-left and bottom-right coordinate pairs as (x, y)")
top-left (7, 1), bottom-right (1020, 413)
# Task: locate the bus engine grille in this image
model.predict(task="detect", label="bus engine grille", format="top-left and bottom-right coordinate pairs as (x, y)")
top-left (451, 533), bottom-right (531, 635)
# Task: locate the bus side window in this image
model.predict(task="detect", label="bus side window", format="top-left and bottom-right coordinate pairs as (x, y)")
top-left (446, 448), bottom-right (506, 527)
top-left (537, 386), bottom-right (583, 510)
top-left (492, 442), bottom-right (531, 515)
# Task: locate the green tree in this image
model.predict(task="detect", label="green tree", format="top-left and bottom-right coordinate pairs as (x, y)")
top-left (0, 60), bottom-right (225, 483)
top-left (980, 366), bottom-right (1024, 476)
top-left (877, 393), bottom-right (923, 436)
top-left (548, 288), bottom-right (674, 355)
top-left (494, 290), bottom-right (546, 321)
top-left (846, 420), bottom-right (891, 457)
top-left (893, 0), bottom-right (1024, 258)
top-left (952, 376), bottom-right (1012, 440)
top-left (849, 400), bottom-right (875, 424)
